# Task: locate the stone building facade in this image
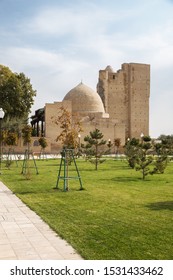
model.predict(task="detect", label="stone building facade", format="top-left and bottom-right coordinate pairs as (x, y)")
top-left (97, 63), bottom-right (150, 139)
top-left (30, 62), bottom-right (150, 153)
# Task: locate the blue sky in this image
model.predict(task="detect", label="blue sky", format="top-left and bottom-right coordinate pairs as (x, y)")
top-left (1, 0), bottom-right (173, 137)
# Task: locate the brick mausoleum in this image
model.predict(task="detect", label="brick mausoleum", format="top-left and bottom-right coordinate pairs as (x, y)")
top-left (30, 62), bottom-right (150, 153)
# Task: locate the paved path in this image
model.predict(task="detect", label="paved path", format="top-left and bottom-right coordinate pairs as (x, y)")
top-left (0, 181), bottom-right (83, 260)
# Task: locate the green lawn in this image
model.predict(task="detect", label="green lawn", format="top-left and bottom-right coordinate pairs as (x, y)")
top-left (1, 157), bottom-right (173, 260)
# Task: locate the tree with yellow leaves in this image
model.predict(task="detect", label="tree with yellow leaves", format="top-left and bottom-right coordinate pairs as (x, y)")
top-left (53, 106), bottom-right (83, 150)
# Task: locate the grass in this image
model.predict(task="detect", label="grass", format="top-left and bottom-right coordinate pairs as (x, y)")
top-left (1, 157), bottom-right (173, 260)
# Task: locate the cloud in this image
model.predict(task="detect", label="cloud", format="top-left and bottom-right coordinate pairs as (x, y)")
top-left (0, 46), bottom-right (93, 109)
top-left (1, 0), bottom-right (173, 137)
top-left (24, 0), bottom-right (172, 40)
top-left (25, 7), bottom-right (102, 37)
top-left (9, 0), bottom-right (173, 71)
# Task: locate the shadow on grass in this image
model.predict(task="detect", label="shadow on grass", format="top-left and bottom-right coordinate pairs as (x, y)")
top-left (100, 176), bottom-right (144, 182)
top-left (146, 201), bottom-right (173, 211)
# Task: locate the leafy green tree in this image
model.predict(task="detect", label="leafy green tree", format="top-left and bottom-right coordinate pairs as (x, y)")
top-left (0, 64), bottom-right (36, 119)
top-left (82, 128), bottom-right (107, 170)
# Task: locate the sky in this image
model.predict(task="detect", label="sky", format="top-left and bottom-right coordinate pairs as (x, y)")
top-left (1, 0), bottom-right (173, 138)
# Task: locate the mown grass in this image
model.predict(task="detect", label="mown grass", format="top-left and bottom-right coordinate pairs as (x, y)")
top-left (1, 157), bottom-right (173, 260)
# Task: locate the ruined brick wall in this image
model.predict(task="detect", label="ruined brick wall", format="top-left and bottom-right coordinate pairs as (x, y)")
top-left (97, 63), bottom-right (150, 139)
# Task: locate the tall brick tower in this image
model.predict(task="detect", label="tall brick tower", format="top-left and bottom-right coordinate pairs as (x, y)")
top-left (97, 63), bottom-right (150, 139)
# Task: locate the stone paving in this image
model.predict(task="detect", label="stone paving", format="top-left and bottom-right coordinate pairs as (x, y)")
top-left (0, 181), bottom-right (83, 260)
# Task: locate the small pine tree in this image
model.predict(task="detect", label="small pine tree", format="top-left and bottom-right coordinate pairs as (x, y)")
top-left (135, 150), bottom-right (153, 180)
top-left (152, 142), bottom-right (169, 174)
top-left (124, 138), bottom-right (139, 168)
top-left (125, 135), bottom-right (170, 180)
top-left (82, 128), bottom-right (107, 170)
top-left (131, 136), bottom-right (153, 180)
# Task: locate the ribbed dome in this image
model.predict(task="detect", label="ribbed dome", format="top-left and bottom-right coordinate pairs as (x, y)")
top-left (63, 82), bottom-right (105, 113)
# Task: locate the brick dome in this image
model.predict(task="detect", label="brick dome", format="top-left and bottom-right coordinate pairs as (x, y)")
top-left (63, 82), bottom-right (105, 113)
